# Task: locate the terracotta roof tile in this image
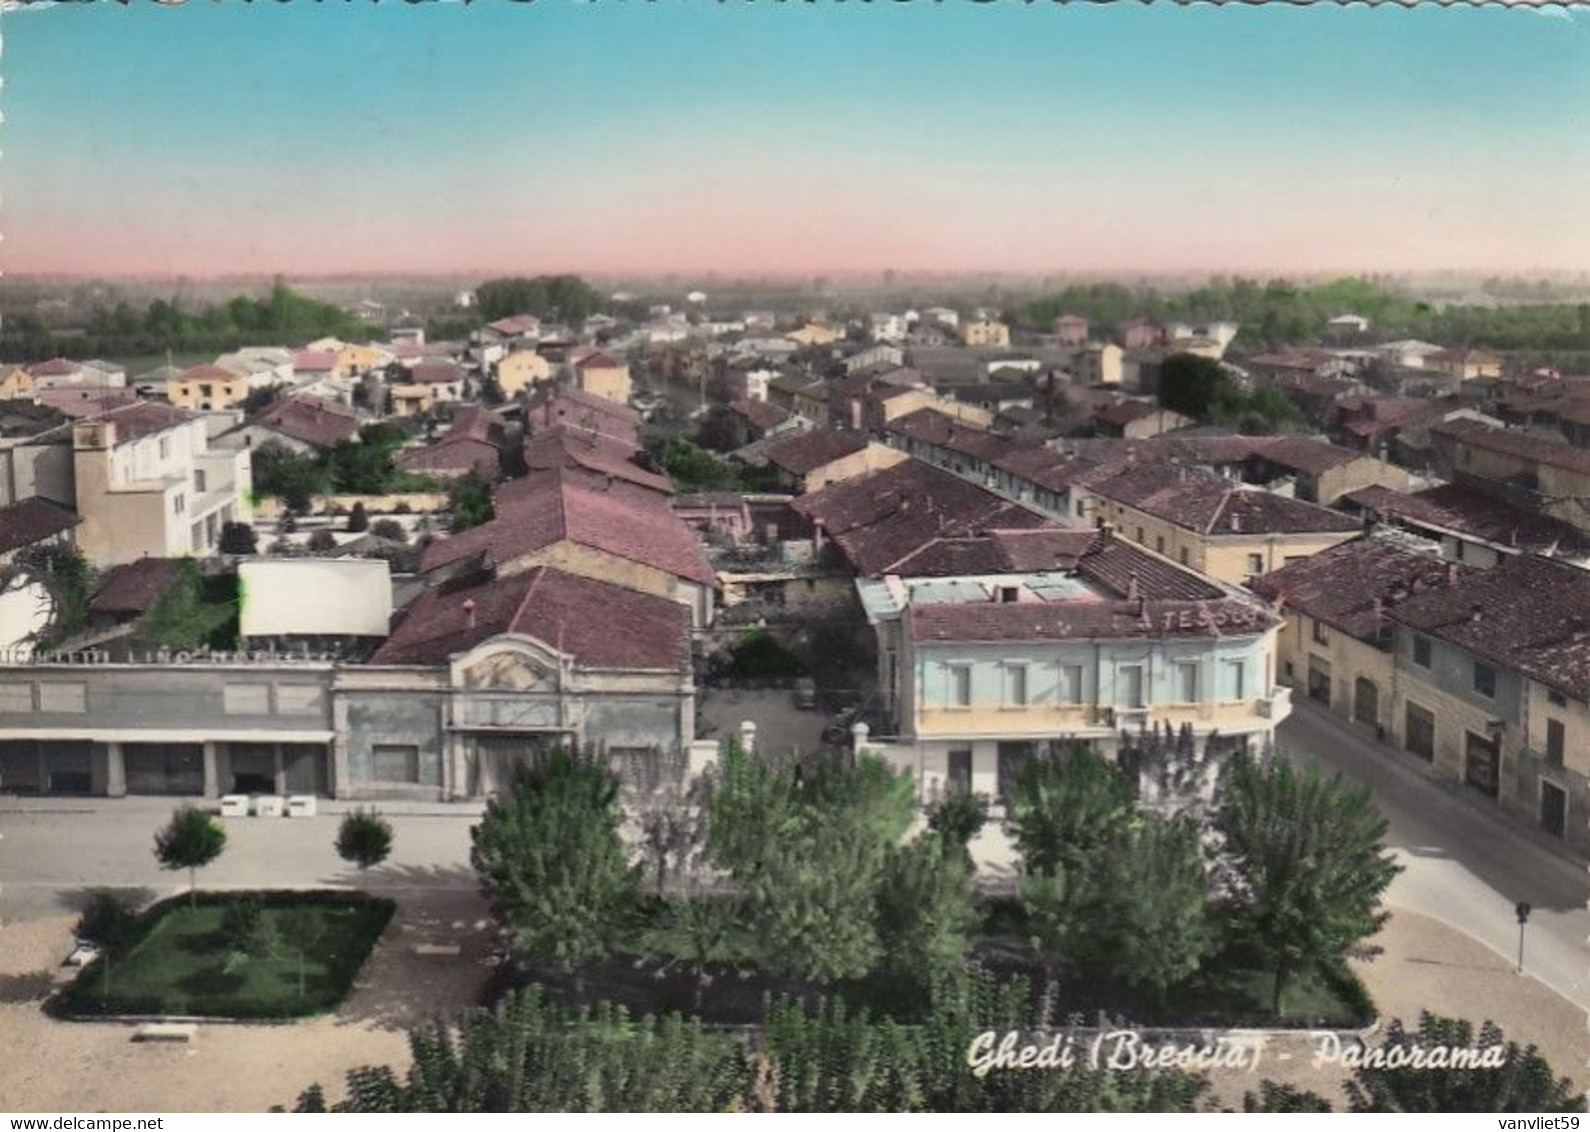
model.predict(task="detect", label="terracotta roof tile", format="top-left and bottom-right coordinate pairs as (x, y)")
top-left (0, 497), bottom-right (79, 556)
top-left (88, 557), bottom-right (183, 616)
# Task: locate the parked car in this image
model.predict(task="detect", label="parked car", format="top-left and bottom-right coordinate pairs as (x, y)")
top-left (794, 677), bottom-right (817, 709)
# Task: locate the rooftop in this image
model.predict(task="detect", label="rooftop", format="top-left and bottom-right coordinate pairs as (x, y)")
top-left (371, 565), bottom-right (689, 670)
top-left (1089, 460), bottom-right (1361, 536)
top-left (1342, 482), bottom-right (1590, 558)
top-left (1251, 535), bottom-right (1461, 642)
top-left (254, 395), bottom-right (360, 450)
top-left (88, 557), bottom-right (184, 616)
top-left (762, 428), bottom-right (869, 475)
top-left (0, 497), bottom-right (80, 556)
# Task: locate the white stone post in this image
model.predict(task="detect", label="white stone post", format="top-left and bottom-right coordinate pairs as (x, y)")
top-left (739, 719), bottom-right (757, 755)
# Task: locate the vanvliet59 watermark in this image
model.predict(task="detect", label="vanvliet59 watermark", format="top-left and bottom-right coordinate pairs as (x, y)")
top-left (966, 1028), bottom-right (1511, 1078)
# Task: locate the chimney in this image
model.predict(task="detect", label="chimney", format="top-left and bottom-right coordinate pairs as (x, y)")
top-left (1229, 511), bottom-right (1242, 532)
top-left (462, 598), bottom-right (476, 629)
top-left (1470, 604), bottom-right (1483, 624)
top-left (1127, 573), bottom-right (1140, 601)
top-left (1447, 562), bottom-right (1459, 587)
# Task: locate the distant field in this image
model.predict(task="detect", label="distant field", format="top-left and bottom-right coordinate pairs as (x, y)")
top-left (106, 352), bottom-right (215, 376)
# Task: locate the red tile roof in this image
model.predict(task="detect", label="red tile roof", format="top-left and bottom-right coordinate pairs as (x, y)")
top-left (793, 459), bottom-right (1054, 577)
top-left (0, 497), bottom-right (79, 556)
top-left (411, 361), bottom-right (465, 385)
top-left (1090, 461), bottom-right (1361, 536)
top-left (256, 395), bottom-right (360, 450)
top-left (1342, 483), bottom-right (1590, 557)
top-left (1382, 554), bottom-right (1590, 700)
top-left (728, 398), bottom-right (790, 432)
top-left (911, 595), bottom-right (1273, 645)
top-left (421, 468), bottom-right (714, 585)
top-left (371, 565), bottom-right (689, 670)
top-left (35, 387), bottom-right (138, 419)
top-left (522, 426), bottom-right (672, 494)
top-left (762, 429), bottom-right (870, 475)
top-left (1432, 418), bottom-right (1590, 476)
top-left (293, 351), bottom-right (338, 372)
top-left (88, 557), bottom-right (183, 616)
top-left (1251, 536), bottom-right (1465, 642)
top-left (27, 358), bottom-right (80, 378)
top-left (177, 364), bottom-right (240, 384)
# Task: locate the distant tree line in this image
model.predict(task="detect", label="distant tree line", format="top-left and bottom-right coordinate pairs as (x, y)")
top-left (1, 283), bottom-right (380, 364)
top-left (474, 275), bottom-right (608, 324)
top-left (1021, 277), bottom-right (1590, 353)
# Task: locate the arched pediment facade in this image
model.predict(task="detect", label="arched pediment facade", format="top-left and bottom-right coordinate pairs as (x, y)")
top-left (449, 635), bottom-right (571, 692)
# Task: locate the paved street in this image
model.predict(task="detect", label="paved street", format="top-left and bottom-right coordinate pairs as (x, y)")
top-left (1278, 698), bottom-right (1590, 1011)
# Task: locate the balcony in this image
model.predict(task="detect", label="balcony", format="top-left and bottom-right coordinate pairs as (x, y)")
top-left (1258, 685), bottom-right (1293, 720)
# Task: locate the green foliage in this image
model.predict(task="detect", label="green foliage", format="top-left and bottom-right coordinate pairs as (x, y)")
top-left (1346, 1014), bottom-right (1585, 1113)
top-left (470, 752), bottom-right (638, 970)
top-left (1159, 353), bottom-right (1232, 419)
top-left (875, 835), bottom-right (978, 985)
top-left (15, 543), bottom-right (92, 649)
top-left (1006, 746), bottom-right (1137, 876)
top-left (475, 275), bottom-right (608, 324)
top-left (251, 440), bottom-right (326, 513)
top-left (306, 529), bottom-right (338, 553)
top-left (647, 436), bottom-right (743, 491)
top-left (725, 627), bottom-right (804, 679)
top-left (241, 384), bottom-right (286, 417)
top-left (1019, 275), bottom-right (1590, 354)
top-left (926, 791), bottom-right (990, 858)
top-left (346, 502), bottom-right (370, 533)
top-left (335, 808), bottom-right (394, 871)
top-left (704, 746), bottom-right (915, 982)
top-left (1244, 1081), bottom-right (1333, 1112)
top-left (74, 889), bottom-right (140, 952)
top-left (1217, 751), bottom-right (1401, 1014)
top-left (298, 978), bottom-right (1207, 1112)
top-left (138, 561), bottom-right (239, 650)
top-left (369, 518), bottom-right (408, 543)
top-left (1, 283), bottom-right (378, 363)
top-left (220, 896), bottom-right (279, 962)
top-left (218, 521), bottom-right (258, 556)
top-left (152, 805), bottom-right (227, 906)
top-left (446, 472), bottom-right (495, 533)
top-left (58, 891), bottom-right (394, 1019)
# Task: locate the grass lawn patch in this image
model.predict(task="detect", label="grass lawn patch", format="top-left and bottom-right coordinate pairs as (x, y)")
top-left (57, 891), bottom-right (394, 1020)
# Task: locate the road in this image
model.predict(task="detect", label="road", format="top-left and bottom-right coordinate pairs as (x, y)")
top-left (1278, 698), bottom-right (1590, 1011)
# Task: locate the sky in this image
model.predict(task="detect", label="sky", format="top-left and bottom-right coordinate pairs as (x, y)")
top-left (5, 2), bottom-right (1588, 279)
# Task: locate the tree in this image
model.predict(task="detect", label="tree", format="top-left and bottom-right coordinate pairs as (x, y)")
top-left (470, 752), bottom-right (638, 970)
top-left (1346, 1014), bottom-right (1585, 1113)
top-left (446, 472), bottom-right (494, 533)
top-left (1217, 751), bottom-right (1400, 1014)
top-left (875, 834), bottom-right (978, 987)
top-left (306, 529), bottom-right (338, 553)
top-left (1244, 1081), bottom-right (1333, 1112)
top-left (336, 808), bottom-right (394, 871)
top-left (346, 501), bottom-right (370, 533)
top-left (273, 906), bottom-right (325, 999)
top-left (218, 521), bottom-right (258, 556)
top-left (1079, 815), bottom-right (1214, 1004)
top-left (251, 440), bottom-right (324, 514)
top-left (242, 384), bottom-right (285, 416)
top-left (153, 806), bottom-right (226, 907)
top-left (220, 896), bottom-right (279, 973)
top-left (1006, 746), bottom-right (1136, 877)
top-left (369, 518), bottom-right (408, 543)
top-left (1158, 353), bottom-right (1233, 419)
top-left (74, 889), bottom-right (140, 1006)
top-left (926, 791), bottom-right (989, 863)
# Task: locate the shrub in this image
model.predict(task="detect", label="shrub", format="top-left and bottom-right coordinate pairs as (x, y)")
top-left (335, 809), bottom-right (394, 871)
top-left (306, 529), bottom-right (338, 553)
top-left (345, 502), bottom-right (370, 533)
top-left (369, 518), bottom-right (407, 543)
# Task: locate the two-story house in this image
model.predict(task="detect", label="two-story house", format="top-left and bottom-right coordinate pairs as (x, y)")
top-left (857, 526), bottom-right (1286, 803)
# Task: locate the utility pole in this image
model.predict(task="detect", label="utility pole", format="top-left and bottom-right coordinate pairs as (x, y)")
top-left (1515, 901), bottom-right (1531, 974)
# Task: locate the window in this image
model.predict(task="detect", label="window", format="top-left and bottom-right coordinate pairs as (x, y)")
top-left (1247, 553), bottom-right (1264, 576)
top-left (1156, 536), bottom-right (1165, 553)
top-left (1473, 662), bottom-right (1497, 699)
top-left (194, 470), bottom-right (207, 494)
top-left (1454, 541), bottom-right (1466, 562)
top-left (172, 493), bottom-right (185, 515)
top-left (1312, 619), bottom-right (1330, 646)
top-left (275, 684), bottom-right (324, 714)
top-left (371, 744), bottom-right (420, 783)
top-left (1226, 659), bottom-right (1247, 701)
top-left (1405, 702), bottom-right (1436, 761)
top-left (1412, 635), bottom-right (1432, 668)
top-left (1179, 547), bottom-right (1190, 566)
top-left (1175, 662), bottom-right (1199, 703)
top-left (158, 438), bottom-right (170, 459)
top-left (37, 682), bottom-right (86, 713)
top-left (222, 684), bottom-right (270, 714)
top-left (1059, 664), bottom-right (1084, 705)
top-left (998, 586), bottom-right (1019, 604)
top-left (0, 683), bottom-right (31, 711)
top-left (1004, 664), bottom-right (1028, 707)
top-left (1118, 664), bottom-right (1145, 708)
top-left (1547, 688), bottom-right (1567, 707)
top-left (947, 664), bottom-right (972, 708)
top-left (1546, 719), bottom-right (1565, 766)
top-left (1136, 527), bottom-right (1145, 543)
